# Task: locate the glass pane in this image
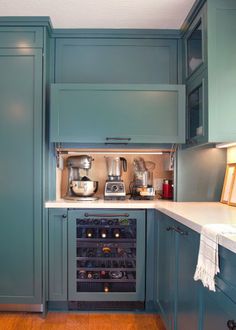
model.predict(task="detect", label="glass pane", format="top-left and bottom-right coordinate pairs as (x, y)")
top-left (188, 84), bottom-right (203, 139)
top-left (187, 20), bottom-right (203, 75)
top-left (76, 217), bottom-right (137, 293)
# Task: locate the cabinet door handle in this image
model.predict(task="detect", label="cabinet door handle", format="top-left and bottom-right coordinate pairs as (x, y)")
top-left (227, 320), bottom-right (236, 329)
top-left (62, 214), bottom-right (67, 218)
top-left (84, 213), bottom-right (129, 218)
top-left (166, 226), bottom-right (175, 232)
top-left (106, 137), bottom-right (131, 141)
top-left (174, 226), bottom-right (188, 236)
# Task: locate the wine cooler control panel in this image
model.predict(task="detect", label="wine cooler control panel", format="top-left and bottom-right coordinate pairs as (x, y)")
top-left (76, 215), bottom-right (137, 293)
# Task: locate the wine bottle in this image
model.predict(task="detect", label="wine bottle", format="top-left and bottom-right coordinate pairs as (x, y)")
top-left (100, 228), bottom-right (107, 238)
top-left (113, 228), bottom-right (120, 238)
top-left (104, 283), bottom-right (110, 293)
top-left (87, 271), bottom-right (93, 279)
top-left (86, 228), bottom-right (94, 238)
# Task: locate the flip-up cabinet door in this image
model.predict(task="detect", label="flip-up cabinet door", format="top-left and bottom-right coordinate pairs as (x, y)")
top-left (50, 84), bottom-right (185, 144)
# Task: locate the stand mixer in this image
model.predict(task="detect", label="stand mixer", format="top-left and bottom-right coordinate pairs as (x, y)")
top-left (65, 155), bottom-right (98, 201)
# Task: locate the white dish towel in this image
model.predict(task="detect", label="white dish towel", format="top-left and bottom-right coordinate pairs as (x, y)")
top-left (194, 224), bottom-right (236, 291)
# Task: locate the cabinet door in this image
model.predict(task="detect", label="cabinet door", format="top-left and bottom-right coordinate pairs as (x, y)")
top-left (177, 224), bottom-right (201, 330)
top-left (50, 84), bottom-right (185, 144)
top-left (157, 214), bottom-right (176, 330)
top-left (48, 209), bottom-right (68, 301)
top-left (184, 3), bottom-right (207, 80)
top-left (0, 49), bottom-right (43, 305)
top-left (186, 70), bottom-right (208, 146)
top-left (203, 286), bottom-right (236, 330)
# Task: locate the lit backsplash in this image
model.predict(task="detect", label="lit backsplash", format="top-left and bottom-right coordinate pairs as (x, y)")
top-left (227, 146), bottom-right (236, 164)
top-left (56, 152), bottom-right (173, 199)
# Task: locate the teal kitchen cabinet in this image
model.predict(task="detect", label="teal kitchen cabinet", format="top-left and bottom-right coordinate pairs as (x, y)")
top-left (50, 84), bottom-right (185, 144)
top-left (157, 213), bottom-right (176, 329)
top-left (48, 209), bottom-right (68, 301)
top-left (176, 222), bottom-right (201, 330)
top-left (156, 211), bottom-right (200, 330)
top-left (183, 0), bottom-right (236, 144)
top-left (0, 26), bottom-right (46, 310)
top-left (203, 286), bottom-right (236, 330)
top-left (202, 245), bottom-right (236, 330)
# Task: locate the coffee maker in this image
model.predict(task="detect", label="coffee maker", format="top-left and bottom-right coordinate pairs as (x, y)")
top-left (104, 156), bottom-right (127, 200)
top-left (131, 157), bottom-right (155, 200)
top-left (65, 155), bottom-right (98, 200)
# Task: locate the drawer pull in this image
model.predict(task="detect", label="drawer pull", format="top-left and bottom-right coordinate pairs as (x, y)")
top-left (227, 320), bottom-right (236, 329)
top-left (106, 137), bottom-right (131, 141)
top-left (84, 213), bottom-right (129, 218)
top-left (174, 226), bottom-right (188, 236)
top-left (166, 226), bottom-right (175, 232)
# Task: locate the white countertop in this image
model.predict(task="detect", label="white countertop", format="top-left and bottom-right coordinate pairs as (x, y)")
top-left (45, 199), bottom-right (236, 254)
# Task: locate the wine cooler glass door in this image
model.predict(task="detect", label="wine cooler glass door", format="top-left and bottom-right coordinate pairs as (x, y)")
top-left (67, 209), bottom-right (146, 302)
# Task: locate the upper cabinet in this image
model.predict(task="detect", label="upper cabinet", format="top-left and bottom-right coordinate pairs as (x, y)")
top-left (55, 37), bottom-right (178, 84)
top-left (184, 5), bottom-right (207, 80)
top-left (183, 0), bottom-right (236, 145)
top-left (50, 83), bottom-right (185, 144)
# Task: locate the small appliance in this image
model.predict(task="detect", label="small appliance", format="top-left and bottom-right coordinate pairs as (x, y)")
top-left (131, 157), bottom-right (156, 200)
top-left (104, 156), bottom-right (127, 200)
top-left (64, 155), bottom-right (98, 200)
top-left (162, 179), bottom-right (173, 199)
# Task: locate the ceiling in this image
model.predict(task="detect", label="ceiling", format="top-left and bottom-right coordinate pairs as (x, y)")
top-left (0, 0), bottom-right (196, 29)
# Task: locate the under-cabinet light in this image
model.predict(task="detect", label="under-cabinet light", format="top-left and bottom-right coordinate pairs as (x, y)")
top-left (216, 142), bottom-right (236, 149)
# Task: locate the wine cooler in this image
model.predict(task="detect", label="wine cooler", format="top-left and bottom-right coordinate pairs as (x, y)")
top-left (68, 209), bottom-right (146, 310)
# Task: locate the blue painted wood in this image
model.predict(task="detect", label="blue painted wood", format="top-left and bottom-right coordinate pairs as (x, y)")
top-left (55, 38), bottom-right (178, 84)
top-left (0, 47), bottom-right (43, 304)
top-left (157, 212), bottom-right (176, 330)
top-left (183, 0), bottom-right (236, 144)
top-left (203, 286), bottom-right (236, 330)
top-left (0, 26), bottom-right (43, 48)
top-left (67, 209), bottom-right (146, 302)
top-left (156, 212), bottom-right (201, 330)
top-left (176, 223), bottom-right (201, 330)
top-left (50, 83), bottom-right (185, 144)
top-left (48, 209), bottom-right (68, 301)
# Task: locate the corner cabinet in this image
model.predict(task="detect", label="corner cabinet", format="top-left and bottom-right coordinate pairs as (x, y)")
top-left (0, 27), bottom-right (45, 310)
top-left (156, 211), bottom-right (201, 330)
top-left (50, 84), bottom-right (186, 144)
top-left (183, 0), bottom-right (236, 145)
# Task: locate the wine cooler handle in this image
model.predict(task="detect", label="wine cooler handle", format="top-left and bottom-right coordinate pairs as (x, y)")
top-left (84, 213), bottom-right (129, 218)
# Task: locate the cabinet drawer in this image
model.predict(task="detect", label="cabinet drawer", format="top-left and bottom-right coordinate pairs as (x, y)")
top-left (0, 27), bottom-right (43, 48)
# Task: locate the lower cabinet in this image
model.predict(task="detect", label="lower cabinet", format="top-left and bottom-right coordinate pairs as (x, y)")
top-left (48, 209), bottom-right (68, 301)
top-left (156, 211), bottom-right (236, 330)
top-left (156, 211), bottom-right (200, 330)
top-left (203, 286), bottom-right (236, 330)
top-left (158, 213), bottom-right (176, 329)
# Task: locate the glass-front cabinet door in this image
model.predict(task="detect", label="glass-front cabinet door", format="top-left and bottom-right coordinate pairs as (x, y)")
top-left (187, 20), bottom-right (203, 76)
top-left (187, 71), bottom-right (208, 145)
top-left (185, 4), bottom-right (206, 79)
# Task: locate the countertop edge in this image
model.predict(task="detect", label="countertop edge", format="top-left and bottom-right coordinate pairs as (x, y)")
top-left (45, 200), bottom-right (236, 254)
